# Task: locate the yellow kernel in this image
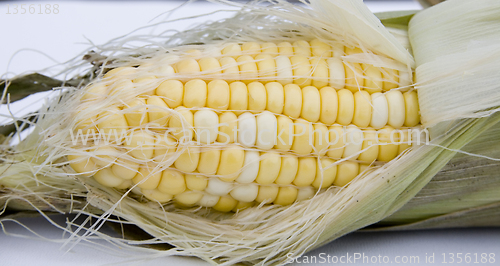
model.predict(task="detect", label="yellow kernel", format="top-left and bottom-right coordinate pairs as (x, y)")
top-left (158, 169), bottom-right (186, 195)
top-left (207, 80), bottom-right (230, 110)
top-left (156, 80), bottom-right (184, 108)
top-left (183, 79), bottom-right (207, 108)
top-left (133, 166), bottom-right (162, 190)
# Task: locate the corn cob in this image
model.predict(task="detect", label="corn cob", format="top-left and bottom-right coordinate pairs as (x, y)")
top-left (69, 39), bottom-right (421, 212)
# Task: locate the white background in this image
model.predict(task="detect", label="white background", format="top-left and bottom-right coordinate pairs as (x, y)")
top-left (1, 1), bottom-right (499, 265)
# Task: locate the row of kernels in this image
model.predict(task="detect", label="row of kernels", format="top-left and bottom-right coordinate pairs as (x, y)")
top-left (173, 185), bottom-right (314, 212)
top-left (71, 146), bottom-right (354, 191)
top-left (165, 110), bottom-right (413, 159)
top-left (219, 40), bottom-right (343, 58)
top-left (84, 76), bottom-right (418, 135)
top-left (173, 143), bottom-right (405, 189)
top-left (143, 179), bottom-right (320, 210)
top-left (173, 52), bottom-right (404, 91)
top-left (114, 79), bottom-right (418, 129)
top-left (95, 110), bottom-right (415, 165)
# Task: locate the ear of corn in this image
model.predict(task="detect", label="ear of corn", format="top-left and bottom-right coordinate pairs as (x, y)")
top-left (2, 0), bottom-right (500, 265)
top-left (69, 38), bottom-right (422, 211)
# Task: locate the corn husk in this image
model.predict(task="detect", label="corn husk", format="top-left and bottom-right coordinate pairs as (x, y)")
top-left (375, 120), bottom-right (500, 230)
top-left (371, 0), bottom-right (500, 229)
top-left (1, 0), bottom-right (500, 265)
top-left (369, 0), bottom-right (500, 229)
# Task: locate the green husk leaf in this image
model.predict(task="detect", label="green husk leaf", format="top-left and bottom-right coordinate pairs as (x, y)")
top-left (0, 74), bottom-right (65, 103)
top-left (371, 203), bottom-right (500, 231)
top-left (376, 10), bottom-right (419, 29)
